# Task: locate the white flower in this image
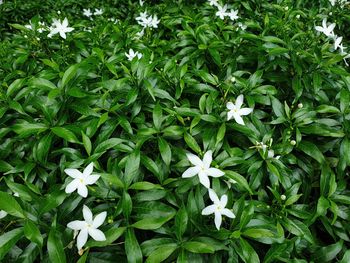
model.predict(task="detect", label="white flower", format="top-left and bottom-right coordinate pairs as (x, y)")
top-left (48, 17), bottom-right (74, 39)
top-left (334, 36), bottom-right (343, 51)
top-left (329, 0), bottom-right (336, 5)
top-left (65, 162), bottom-right (100, 198)
top-left (315, 18), bottom-right (335, 38)
top-left (227, 9), bottom-right (239, 21)
top-left (25, 24), bottom-right (33, 30)
top-left (0, 0), bottom-right (3, 5)
top-left (208, 0), bottom-right (219, 7)
top-left (0, 210), bottom-right (7, 219)
top-left (267, 149), bottom-right (281, 160)
top-left (237, 22), bottom-right (247, 31)
top-left (226, 94), bottom-right (253, 125)
top-left (83, 9), bottom-right (93, 17)
top-left (94, 9), bottom-right (103, 15)
top-left (182, 150), bottom-right (224, 189)
top-left (202, 189), bottom-right (235, 230)
top-left (67, 205), bottom-right (107, 251)
top-left (150, 15), bottom-right (160, 28)
top-left (216, 4), bottom-right (228, 20)
top-left (139, 0), bottom-right (144, 6)
top-left (125, 49), bottom-right (142, 61)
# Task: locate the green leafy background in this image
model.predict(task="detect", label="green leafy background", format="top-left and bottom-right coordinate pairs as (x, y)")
top-left (0, 0), bottom-right (350, 262)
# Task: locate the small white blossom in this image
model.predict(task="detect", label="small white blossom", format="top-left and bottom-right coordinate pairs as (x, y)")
top-left (237, 22), bottom-right (247, 31)
top-left (94, 9), bottom-right (103, 15)
top-left (83, 8), bottom-right (93, 17)
top-left (125, 49), bottom-right (142, 61)
top-left (215, 4), bottom-right (228, 20)
top-left (202, 189), bottom-right (235, 230)
top-left (227, 9), bottom-right (239, 21)
top-left (48, 17), bottom-right (74, 39)
top-left (226, 94), bottom-right (253, 125)
top-left (208, 0), bottom-right (219, 7)
top-left (139, 0), bottom-right (144, 6)
top-left (334, 36), bottom-right (343, 51)
top-left (65, 162), bottom-right (100, 198)
top-left (67, 205), bottom-right (107, 251)
top-left (315, 18), bottom-right (335, 38)
top-left (182, 150), bottom-right (224, 189)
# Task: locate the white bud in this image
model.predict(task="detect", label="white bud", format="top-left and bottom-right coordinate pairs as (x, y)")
top-left (284, 6), bottom-right (289, 10)
top-left (290, 140), bottom-right (296, 146)
top-left (230, 76), bottom-right (236, 83)
top-left (281, 194), bottom-right (286, 200)
top-left (298, 103), bottom-right (303, 108)
top-left (296, 14), bottom-right (300, 19)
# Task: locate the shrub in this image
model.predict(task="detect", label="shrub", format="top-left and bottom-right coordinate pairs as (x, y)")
top-left (0, 0), bottom-right (350, 262)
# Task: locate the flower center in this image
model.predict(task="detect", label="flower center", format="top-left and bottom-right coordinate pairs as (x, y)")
top-left (80, 178), bottom-right (85, 184)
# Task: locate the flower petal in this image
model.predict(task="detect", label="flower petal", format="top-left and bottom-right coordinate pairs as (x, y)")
top-left (198, 172), bottom-right (210, 188)
top-left (222, 208), bottom-right (235, 219)
top-left (226, 102), bottom-right (234, 110)
top-left (93, 211), bottom-right (107, 228)
top-left (59, 31), bottom-right (66, 39)
top-left (64, 168), bottom-right (82, 179)
top-left (83, 205), bottom-right (93, 223)
top-left (207, 168), bottom-right (224, 178)
top-left (186, 153), bottom-right (202, 166)
top-left (227, 110), bottom-right (234, 121)
top-left (85, 174), bottom-right (100, 185)
top-left (67, 220), bottom-right (86, 230)
top-left (77, 184), bottom-right (88, 198)
top-left (214, 211), bottom-right (222, 230)
top-left (220, 194), bottom-right (228, 207)
top-left (83, 163), bottom-right (94, 177)
top-left (182, 166), bottom-right (200, 178)
top-left (208, 189), bottom-right (220, 204)
top-left (239, 107), bottom-right (253, 116)
top-left (203, 150), bottom-right (212, 169)
top-left (201, 204), bottom-right (216, 215)
top-left (0, 210), bottom-right (8, 219)
top-left (233, 112), bottom-right (245, 125)
top-left (88, 228), bottom-right (106, 241)
top-left (65, 179), bottom-right (79, 194)
top-left (235, 94), bottom-right (244, 109)
top-left (77, 228), bottom-right (88, 251)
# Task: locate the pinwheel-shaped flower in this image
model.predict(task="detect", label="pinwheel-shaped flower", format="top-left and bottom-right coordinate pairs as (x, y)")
top-left (65, 162), bottom-right (100, 198)
top-left (67, 205), bottom-right (107, 251)
top-left (125, 49), bottom-right (142, 61)
top-left (226, 94), bottom-right (253, 125)
top-left (48, 17), bottom-right (74, 39)
top-left (182, 150), bottom-right (224, 189)
top-left (315, 18), bottom-right (335, 38)
top-left (202, 189), bottom-right (235, 230)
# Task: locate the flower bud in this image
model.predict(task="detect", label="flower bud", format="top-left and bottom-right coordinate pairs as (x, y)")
top-left (281, 194), bottom-right (286, 200)
top-left (298, 103), bottom-right (303, 108)
top-left (230, 76), bottom-right (236, 83)
top-left (290, 140), bottom-right (296, 146)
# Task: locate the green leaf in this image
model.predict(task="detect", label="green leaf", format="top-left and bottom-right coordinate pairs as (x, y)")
top-left (62, 64), bottom-right (79, 87)
top-left (0, 191), bottom-right (25, 218)
top-left (282, 218), bottom-right (314, 244)
top-left (132, 212), bottom-right (175, 230)
top-left (86, 227), bottom-right (126, 247)
top-left (129, 182), bottom-right (163, 190)
top-left (243, 228), bottom-right (274, 239)
top-left (124, 150), bottom-right (140, 186)
top-left (297, 141), bottom-right (325, 163)
top-left (125, 228), bottom-right (143, 263)
top-left (145, 244), bottom-right (178, 263)
top-left (7, 78), bottom-right (26, 97)
top-left (175, 206), bottom-right (188, 239)
top-left (153, 103), bottom-right (163, 130)
top-left (24, 220), bottom-right (43, 248)
top-left (47, 228), bottom-right (66, 263)
top-left (12, 122), bottom-right (48, 137)
top-left (51, 127), bottom-right (80, 144)
top-left (94, 138), bottom-right (125, 154)
top-left (81, 131), bottom-right (92, 156)
top-left (184, 132), bottom-right (201, 153)
top-left (158, 137), bottom-right (172, 166)
top-left (183, 241), bottom-right (215, 254)
top-left (0, 228), bottom-right (24, 260)
top-left (225, 171), bottom-right (253, 194)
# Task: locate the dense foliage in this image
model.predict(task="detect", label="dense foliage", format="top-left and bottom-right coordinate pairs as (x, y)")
top-left (1, 0), bottom-right (350, 262)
